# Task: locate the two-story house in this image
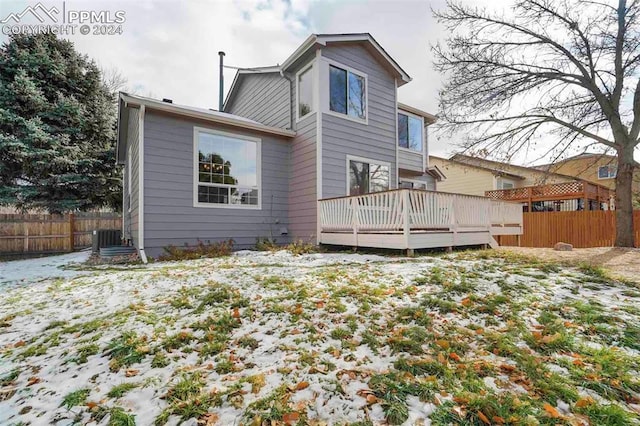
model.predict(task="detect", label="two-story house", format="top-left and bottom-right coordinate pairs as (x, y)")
top-left (116, 33), bottom-right (521, 260)
top-left (430, 154), bottom-right (577, 197)
top-left (538, 153), bottom-right (640, 199)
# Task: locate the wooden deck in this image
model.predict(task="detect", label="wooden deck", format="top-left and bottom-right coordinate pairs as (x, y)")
top-left (318, 189), bottom-right (523, 251)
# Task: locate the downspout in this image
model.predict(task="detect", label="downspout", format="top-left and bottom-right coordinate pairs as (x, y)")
top-left (279, 69), bottom-right (294, 130)
top-left (218, 51), bottom-right (225, 111)
top-left (138, 104), bottom-right (148, 263)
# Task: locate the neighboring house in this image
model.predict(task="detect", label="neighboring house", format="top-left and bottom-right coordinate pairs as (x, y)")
top-left (537, 153), bottom-right (640, 195)
top-left (116, 33), bottom-right (519, 259)
top-left (430, 154), bottom-right (614, 212)
top-left (429, 154), bottom-right (575, 196)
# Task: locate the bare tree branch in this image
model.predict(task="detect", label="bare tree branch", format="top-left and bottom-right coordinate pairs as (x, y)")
top-left (433, 0), bottom-right (640, 246)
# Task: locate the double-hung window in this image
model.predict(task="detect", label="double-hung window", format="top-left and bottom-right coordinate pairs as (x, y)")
top-left (397, 112), bottom-right (423, 152)
top-left (598, 165), bottom-right (617, 179)
top-left (348, 157), bottom-right (390, 195)
top-left (195, 128), bottom-right (260, 208)
top-left (329, 65), bottom-right (366, 120)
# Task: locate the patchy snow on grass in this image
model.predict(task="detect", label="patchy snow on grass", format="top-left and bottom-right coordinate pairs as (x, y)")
top-left (0, 249), bottom-right (639, 425)
top-left (0, 250), bottom-right (92, 288)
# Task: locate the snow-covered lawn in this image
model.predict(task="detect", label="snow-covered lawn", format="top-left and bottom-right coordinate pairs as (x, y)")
top-left (0, 250), bottom-right (639, 425)
top-left (0, 250), bottom-right (91, 288)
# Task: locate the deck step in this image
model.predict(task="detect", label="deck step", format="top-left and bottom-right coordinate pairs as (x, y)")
top-left (489, 236), bottom-right (499, 249)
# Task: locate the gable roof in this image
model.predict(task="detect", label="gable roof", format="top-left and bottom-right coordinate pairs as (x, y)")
top-left (223, 66), bottom-right (281, 111)
top-left (116, 92), bottom-right (295, 164)
top-left (223, 33), bottom-right (413, 113)
top-left (281, 33), bottom-right (412, 85)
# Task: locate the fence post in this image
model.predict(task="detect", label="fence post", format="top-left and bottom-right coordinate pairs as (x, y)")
top-left (24, 222), bottom-right (29, 253)
top-left (68, 213), bottom-right (75, 252)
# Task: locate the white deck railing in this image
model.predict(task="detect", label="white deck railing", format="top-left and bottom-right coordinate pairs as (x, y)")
top-left (318, 189), bottom-right (523, 234)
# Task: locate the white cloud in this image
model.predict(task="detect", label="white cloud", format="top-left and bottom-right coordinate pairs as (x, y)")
top-left (1, 0), bottom-right (586, 161)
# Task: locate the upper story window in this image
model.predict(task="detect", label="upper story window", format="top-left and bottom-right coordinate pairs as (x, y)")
top-left (398, 112), bottom-right (423, 152)
top-left (348, 156), bottom-right (389, 195)
top-left (195, 128), bottom-right (260, 209)
top-left (297, 64), bottom-right (314, 120)
top-left (499, 180), bottom-right (514, 190)
top-left (598, 165), bottom-right (617, 179)
top-left (329, 65), bottom-right (366, 120)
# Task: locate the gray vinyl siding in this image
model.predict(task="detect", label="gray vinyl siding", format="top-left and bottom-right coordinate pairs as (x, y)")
top-left (285, 50), bottom-right (318, 241)
top-left (398, 149), bottom-right (424, 173)
top-left (142, 111), bottom-right (291, 257)
top-left (320, 44), bottom-right (398, 198)
top-left (124, 107), bottom-right (140, 247)
top-left (288, 49), bottom-right (318, 132)
top-left (288, 109), bottom-right (317, 241)
top-left (225, 73), bottom-right (291, 129)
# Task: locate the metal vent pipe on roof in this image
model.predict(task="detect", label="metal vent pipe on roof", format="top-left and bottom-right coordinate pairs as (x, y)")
top-left (218, 51), bottom-right (225, 111)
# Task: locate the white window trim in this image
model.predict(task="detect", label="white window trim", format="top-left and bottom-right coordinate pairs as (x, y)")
top-left (345, 155), bottom-right (391, 195)
top-left (324, 58), bottom-right (369, 125)
top-left (597, 165), bottom-right (616, 179)
top-left (397, 109), bottom-right (425, 154)
top-left (192, 126), bottom-right (262, 210)
top-left (399, 177), bottom-right (428, 190)
top-left (296, 61), bottom-right (316, 123)
top-left (127, 144), bottom-right (132, 212)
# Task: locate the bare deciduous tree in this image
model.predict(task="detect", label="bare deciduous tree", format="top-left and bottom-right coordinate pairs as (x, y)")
top-left (433, 0), bottom-right (640, 247)
top-left (101, 66), bottom-right (129, 100)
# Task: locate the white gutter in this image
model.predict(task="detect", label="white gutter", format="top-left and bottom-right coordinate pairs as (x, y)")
top-left (137, 104), bottom-right (148, 263)
top-left (280, 34), bottom-right (318, 72)
top-left (120, 93), bottom-right (295, 138)
top-left (398, 102), bottom-right (437, 124)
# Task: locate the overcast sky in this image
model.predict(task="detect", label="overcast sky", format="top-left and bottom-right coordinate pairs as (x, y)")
top-left (0, 0), bottom-right (555, 161)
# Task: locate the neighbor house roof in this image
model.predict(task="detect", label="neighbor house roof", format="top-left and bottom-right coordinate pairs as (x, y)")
top-left (535, 152), bottom-right (625, 171)
top-left (440, 153), bottom-right (600, 184)
top-left (430, 155), bottom-right (527, 180)
top-left (116, 92), bottom-right (295, 164)
top-left (450, 154), bottom-right (587, 181)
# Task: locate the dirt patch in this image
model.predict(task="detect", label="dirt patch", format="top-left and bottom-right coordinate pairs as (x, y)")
top-left (499, 246), bottom-right (640, 283)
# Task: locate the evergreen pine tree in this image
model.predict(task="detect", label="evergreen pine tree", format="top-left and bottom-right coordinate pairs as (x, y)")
top-left (0, 33), bottom-right (121, 213)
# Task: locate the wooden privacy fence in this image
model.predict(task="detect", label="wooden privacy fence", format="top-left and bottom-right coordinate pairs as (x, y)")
top-left (497, 210), bottom-right (640, 248)
top-left (0, 213), bottom-right (121, 255)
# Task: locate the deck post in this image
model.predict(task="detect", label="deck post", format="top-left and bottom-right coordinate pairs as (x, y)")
top-left (351, 198), bottom-right (359, 247)
top-left (402, 190), bottom-right (411, 250)
top-left (451, 195), bottom-right (457, 247)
